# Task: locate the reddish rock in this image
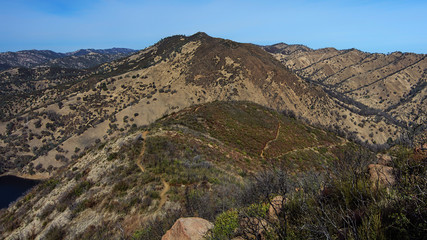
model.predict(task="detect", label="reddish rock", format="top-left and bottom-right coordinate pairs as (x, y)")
top-left (162, 217), bottom-right (213, 240)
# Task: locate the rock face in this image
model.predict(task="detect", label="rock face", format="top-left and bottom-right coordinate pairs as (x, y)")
top-left (162, 217), bottom-right (213, 240)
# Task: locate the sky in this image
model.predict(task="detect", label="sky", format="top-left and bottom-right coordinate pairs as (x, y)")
top-left (0, 0), bottom-right (426, 53)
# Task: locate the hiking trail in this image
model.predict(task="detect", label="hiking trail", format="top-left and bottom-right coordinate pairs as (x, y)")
top-left (260, 121), bottom-right (281, 158)
top-left (136, 131), bottom-right (169, 212)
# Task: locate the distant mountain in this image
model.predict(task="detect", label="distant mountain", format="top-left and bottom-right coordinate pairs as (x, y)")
top-left (0, 48), bottom-right (137, 70)
top-left (40, 50), bottom-right (136, 69)
top-left (0, 50), bottom-right (65, 70)
top-left (65, 48), bottom-right (136, 57)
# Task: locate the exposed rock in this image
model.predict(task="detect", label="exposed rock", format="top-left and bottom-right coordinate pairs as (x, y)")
top-left (239, 196), bottom-right (285, 240)
top-left (240, 217), bottom-right (268, 240)
top-left (368, 164), bottom-right (395, 187)
top-left (268, 195), bottom-right (285, 220)
top-left (161, 217), bottom-right (213, 240)
top-left (377, 154), bottom-right (392, 166)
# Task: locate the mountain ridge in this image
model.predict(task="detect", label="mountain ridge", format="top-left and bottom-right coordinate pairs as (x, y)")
top-left (0, 32), bottom-right (418, 181)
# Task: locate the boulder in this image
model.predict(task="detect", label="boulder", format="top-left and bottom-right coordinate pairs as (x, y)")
top-left (162, 217), bottom-right (213, 240)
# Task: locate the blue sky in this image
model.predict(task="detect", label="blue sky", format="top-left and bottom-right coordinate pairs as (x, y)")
top-left (0, 0), bottom-right (426, 53)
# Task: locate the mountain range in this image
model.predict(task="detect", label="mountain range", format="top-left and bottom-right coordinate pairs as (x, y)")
top-left (0, 48), bottom-right (137, 71)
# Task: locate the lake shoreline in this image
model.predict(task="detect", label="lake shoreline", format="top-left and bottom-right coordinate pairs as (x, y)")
top-left (0, 175), bottom-right (41, 209)
top-left (0, 171), bottom-right (50, 180)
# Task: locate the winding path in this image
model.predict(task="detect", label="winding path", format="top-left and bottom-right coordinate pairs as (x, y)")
top-left (136, 131), bottom-right (170, 212)
top-left (260, 121), bottom-right (281, 159)
top-left (157, 178), bottom-right (170, 211)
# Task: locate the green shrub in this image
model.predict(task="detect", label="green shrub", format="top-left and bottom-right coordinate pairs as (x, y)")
top-left (113, 180), bottom-right (129, 193)
top-left (244, 202), bottom-right (268, 218)
top-left (72, 181), bottom-right (92, 198)
top-left (149, 190), bottom-right (160, 199)
top-left (211, 209), bottom-right (239, 240)
top-left (44, 225), bottom-right (65, 240)
top-left (107, 152), bottom-right (118, 161)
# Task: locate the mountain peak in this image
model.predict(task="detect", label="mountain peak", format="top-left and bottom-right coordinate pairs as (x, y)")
top-left (191, 31), bottom-right (211, 38)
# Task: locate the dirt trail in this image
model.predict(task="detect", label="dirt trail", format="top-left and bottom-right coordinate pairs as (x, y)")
top-left (157, 178), bottom-right (170, 212)
top-left (260, 122), bottom-right (281, 158)
top-left (276, 139), bottom-right (348, 159)
top-left (136, 130), bottom-right (170, 212)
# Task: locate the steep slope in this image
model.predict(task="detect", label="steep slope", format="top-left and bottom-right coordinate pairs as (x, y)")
top-left (0, 101), bottom-right (352, 239)
top-left (264, 44), bottom-right (426, 136)
top-left (0, 33), bottom-right (404, 178)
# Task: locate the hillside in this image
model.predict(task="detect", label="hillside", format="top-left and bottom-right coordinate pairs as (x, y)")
top-left (0, 101), bottom-right (354, 239)
top-left (2, 101), bottom-right (425, 239)
top-left (0, 33), bottom-right (406, 179)
top-left (264, 44), bottom-right (426, 138)
top-left (0, 67), bottom-right (87, 96)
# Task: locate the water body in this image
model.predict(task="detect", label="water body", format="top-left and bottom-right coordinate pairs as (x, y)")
top-left (0, 175), bottom-right (39, 209)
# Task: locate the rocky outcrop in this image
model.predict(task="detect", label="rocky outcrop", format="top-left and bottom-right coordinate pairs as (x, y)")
top-left (369, 154), bottom-right (395, 187)
top-left (239, 196), bottom-right (286, 240)
top-left (377, 154), bottom-right (392, 165)
top-left (162, 217), bottom-right (213, 240)
top-left (368, 164), bottom-right (395, 187)
top-left (268, 195), bottom-right (285, 221)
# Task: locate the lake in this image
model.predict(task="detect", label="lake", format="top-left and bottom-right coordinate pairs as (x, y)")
top-left (0, 175), bottom-right (39, 209)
